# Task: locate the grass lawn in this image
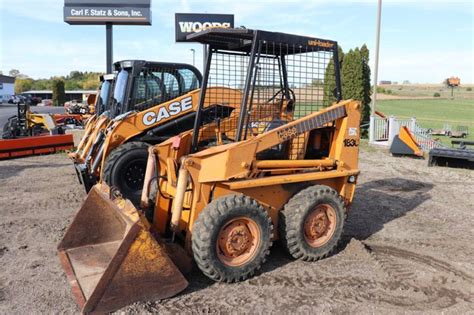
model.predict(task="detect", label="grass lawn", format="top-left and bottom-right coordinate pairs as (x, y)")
top-left (376, 98), bottom-right (474, 145)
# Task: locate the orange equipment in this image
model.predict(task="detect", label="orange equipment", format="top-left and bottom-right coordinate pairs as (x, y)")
top-left (0, 134), bottom-right (74, 159)
top-left (390, 126), bottom-right (423, 157)
top-left (70, 62), bottom-right (207, 204)
top-left (68, 74), bottom-right (114, 164)
top-left (59, 28), bottom-right (360, 313)
top-left (0, 102), bottom-right (79, 159)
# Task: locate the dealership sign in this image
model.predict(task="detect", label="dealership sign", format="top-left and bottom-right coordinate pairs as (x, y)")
top-left (64, 0), bottom-right (151, 25)
top-left (175, 13), bottom-right (234, 42)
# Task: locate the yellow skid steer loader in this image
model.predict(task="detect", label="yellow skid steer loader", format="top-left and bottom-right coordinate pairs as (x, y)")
top-left (59, 28), bottom-right (360, 313)
top-left (72, 60), bottom-right (245, 205)
top-left (69, 74), bottom-right (115, 163)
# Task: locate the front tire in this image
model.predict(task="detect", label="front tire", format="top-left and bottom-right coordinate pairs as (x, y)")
top-left (280, 185), bottom-right (345, 261)
top-left (192, 195), bottom-right (273, 283)
top-left (103, 141), bottom-right (149, 206)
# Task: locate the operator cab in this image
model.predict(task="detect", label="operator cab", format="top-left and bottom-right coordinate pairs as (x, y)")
top-left (95, 74), bottom-right (115, 116)
top-left (186, 28), bottom-right (342, 160)
top-left (111, 60), bottom-right (202, 118)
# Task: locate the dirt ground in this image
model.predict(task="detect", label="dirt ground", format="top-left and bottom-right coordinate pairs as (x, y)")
top-left (0, 146), bottom-right (473, 314)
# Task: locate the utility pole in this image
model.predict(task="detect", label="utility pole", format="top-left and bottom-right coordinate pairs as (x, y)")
top-left (372, 0), bottom-right (382, 116)
top-left (370, 0), bottom-right (382, 143)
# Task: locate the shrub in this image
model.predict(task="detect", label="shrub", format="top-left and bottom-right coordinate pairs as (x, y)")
top-left (386, 89), bottom-right (393, 94)
top-left (467, 87), bottom-right (472, 91)
top-left (376, 86), bottom-right (386, 93)
top-left (52, 79), bottom-right (65, 106)
top-left (433, 92), bottom-right (441, 97)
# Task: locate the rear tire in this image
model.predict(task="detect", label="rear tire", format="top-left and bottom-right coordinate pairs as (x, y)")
top-left (103, 141), bottom-right (150, 206)
top-left (280, 185), bottom-right (345, 261)
top-left (2, 116), bottom-right (19, 139)
top-left (192, 195), bottom-right (273, 283)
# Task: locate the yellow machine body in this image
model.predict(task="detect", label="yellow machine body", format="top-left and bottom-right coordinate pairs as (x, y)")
top-left (149, 100), bottom-right (360, 247)
top-left (60, 28), bottom-right (361, 313)
top-left (59, 100), bottom-right (361, 312)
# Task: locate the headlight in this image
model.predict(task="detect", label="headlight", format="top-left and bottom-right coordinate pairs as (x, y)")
top-left (348, 175), bottom-right (356, 183)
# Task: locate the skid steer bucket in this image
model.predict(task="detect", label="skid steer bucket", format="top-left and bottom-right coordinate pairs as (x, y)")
top-left (390, 126), bottom-right (423, 157)
top-left (58, 184), bottom-right (188, 313)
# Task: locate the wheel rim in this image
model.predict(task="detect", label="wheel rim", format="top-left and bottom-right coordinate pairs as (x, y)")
top-left (122, 160), bottom-right (146, 191)
top-left (216, 217), bottom-right (261, 267)
top-left (304, 204), bottom-right (337, 248)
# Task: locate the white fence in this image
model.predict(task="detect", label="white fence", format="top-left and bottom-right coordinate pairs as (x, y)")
top-left (369, 116), bottom-right (443, 152)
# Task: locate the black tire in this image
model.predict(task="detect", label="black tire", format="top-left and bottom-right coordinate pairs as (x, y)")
top-left (192, 195), bottom-right (273, 283)
top-left (2, 116), bottom-right (19, 139)
top-left (103, 141), bottom-right (150, 206)
top-left (280, 185), bottom-right (345, 261)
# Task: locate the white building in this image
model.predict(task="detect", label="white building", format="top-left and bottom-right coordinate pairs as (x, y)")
top-left (0, 75), bottom-right (15, 103)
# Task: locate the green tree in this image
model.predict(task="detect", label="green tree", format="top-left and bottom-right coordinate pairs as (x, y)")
top-left (9, 69), bottom-right (20, 77)
top-left (52, 79), bottom-right (66, 106)
top-left (341, 46), bottom-right (373, 123)
top-left (32, 79), bottom-right (51, 90)
top-left (360, 44), bottom-right (371, 122)
top-left (82, 77), bottom-right (100, 90)
top-left (65, 80), bottom-right (81, 90)
top-left (15, 78), bottom-right (34, 94)
top-left (323, 45), bottom-right (344, 107)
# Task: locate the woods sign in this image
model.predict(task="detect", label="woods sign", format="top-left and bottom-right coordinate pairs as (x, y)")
top-left (175, 13), bottom-right (234, 42)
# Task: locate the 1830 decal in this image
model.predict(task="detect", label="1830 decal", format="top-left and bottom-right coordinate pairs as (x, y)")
top-left (343, 138), bottom-right (358, 147)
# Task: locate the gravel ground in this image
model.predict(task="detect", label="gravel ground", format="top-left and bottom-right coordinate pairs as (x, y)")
top-left (0, 146), bottom-right (473, 313)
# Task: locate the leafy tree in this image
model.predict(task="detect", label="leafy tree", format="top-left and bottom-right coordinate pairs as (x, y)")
top-left (32, 79), bottom-right (51, 90)
top-left (52, 79), bottom-right (66, 106)
top-left (9, 69), bottom-right (20, 77)
top-left (65, 80), bottom-right (82, 90)
top-left (15, 78), bottom-right (34, 94)
top-left (68, 71), bottom-right (83, 80)
top-left (83, 77), bottom-right (100, 90)
top-left (310, 78), bottom-right (324, 87)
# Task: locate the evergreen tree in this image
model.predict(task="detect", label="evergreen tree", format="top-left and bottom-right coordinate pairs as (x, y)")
top-left (52, 79), bottom-right (66, 106)
top-left (323, 45), bottom-right (344, 107)
top-left (323, 44), bottom-right (372, 123)
top-left (341, 48), bottom-right (367, 124)
top-left (360, 44), bottom-right (371, 122)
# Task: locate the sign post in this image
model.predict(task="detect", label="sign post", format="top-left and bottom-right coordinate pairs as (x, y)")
top-left (64, 0), bottom-right (152, 73)
top-left (106, 23), bottom-right (113, 73)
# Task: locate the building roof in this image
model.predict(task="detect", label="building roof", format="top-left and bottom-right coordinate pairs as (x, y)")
top-left (21, 90), bottom-right (97, 94)
top-left (0, 75), bottom-right (15, 84)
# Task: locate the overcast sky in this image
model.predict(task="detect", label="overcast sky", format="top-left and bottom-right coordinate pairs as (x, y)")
top-left (0, 0), bottom-right (472, 83)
